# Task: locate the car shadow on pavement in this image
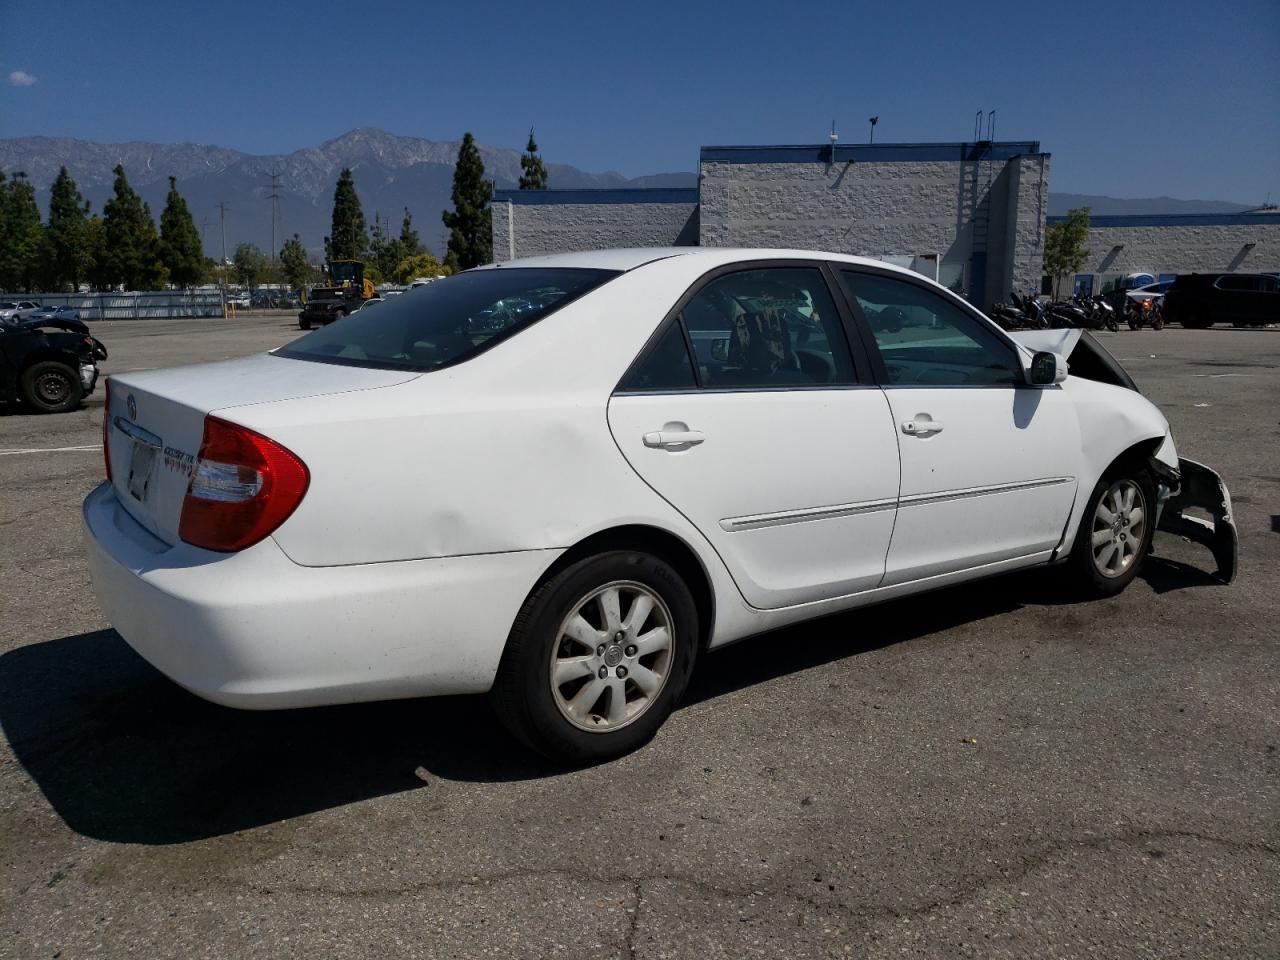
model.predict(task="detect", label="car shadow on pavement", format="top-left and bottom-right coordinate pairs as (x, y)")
top-left (0, 629), bottom-right (553, 845)
top-left (1, 561), bottom-right (1219, 846)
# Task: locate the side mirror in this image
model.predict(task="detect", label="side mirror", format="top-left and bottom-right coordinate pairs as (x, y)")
top-left (1029, 350), bottom-right (1068, 385)
top-left (710, 337), bottom-right (730, 363)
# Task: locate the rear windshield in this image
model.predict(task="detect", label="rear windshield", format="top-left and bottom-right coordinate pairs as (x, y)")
top-left (277, 267), bottom-right (618, 372)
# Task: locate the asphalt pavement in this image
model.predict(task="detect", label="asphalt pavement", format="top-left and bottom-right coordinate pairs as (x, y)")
top-left (0, 318), bottom-right (1276, 958)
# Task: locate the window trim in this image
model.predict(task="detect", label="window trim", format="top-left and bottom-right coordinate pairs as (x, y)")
top-left (831, 263), bottom-right (1029, 389)
top-left (613, 259), bottom-right (875, 396)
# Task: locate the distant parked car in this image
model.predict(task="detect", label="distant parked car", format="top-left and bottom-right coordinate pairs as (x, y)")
top-left (31, 304), bottom-right (83, 323)
top-left (1124, 280), bottom-right (1174, 307)
top-left (350, 297), bottom-right (385, 313)
top-left (0, 300), bottom-right (43, 321)
top-left (1163, 273), bottom-right (1279, 328)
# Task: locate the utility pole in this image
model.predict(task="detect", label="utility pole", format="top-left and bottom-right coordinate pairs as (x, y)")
top-left (263, 165), bottom-right (283, 259)
top-left (216, 201), bottom-right (230, 316)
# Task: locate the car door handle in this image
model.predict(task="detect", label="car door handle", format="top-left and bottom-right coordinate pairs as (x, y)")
top-left (901, 417), bottom-right (944, 436)
top-left (643, 429), bottom-right (705, 449)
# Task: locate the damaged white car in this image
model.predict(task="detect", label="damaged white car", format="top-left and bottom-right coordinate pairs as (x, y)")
top-left (83, 249), bottom-right (1237, 763)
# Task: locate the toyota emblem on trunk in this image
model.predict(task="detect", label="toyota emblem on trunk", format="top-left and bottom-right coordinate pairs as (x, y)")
top-left (127, 394), bottom-right (137, 420)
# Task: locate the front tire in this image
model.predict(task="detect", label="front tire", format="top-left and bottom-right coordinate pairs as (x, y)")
top-left (1066, 467), bottom-right (1156, 598)
top-left (491, 551), bottom-right (699, 764)
top-left (19, 361), bottom-right (83, 413)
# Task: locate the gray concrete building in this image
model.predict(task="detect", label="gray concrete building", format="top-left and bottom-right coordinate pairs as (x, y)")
top-left (1047, 210), bottom-right (1280, 296)
top-left (492, 189), bottom-right (699, 262)
top-left (492, 139), bottom-right (1279, 311)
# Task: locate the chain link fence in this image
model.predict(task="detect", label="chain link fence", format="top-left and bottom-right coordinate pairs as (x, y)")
top-left (14, 291), bottom-right (226, 320)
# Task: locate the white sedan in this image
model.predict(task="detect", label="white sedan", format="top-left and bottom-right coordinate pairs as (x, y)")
top-left (83, 249), bottom-right (1237, 762)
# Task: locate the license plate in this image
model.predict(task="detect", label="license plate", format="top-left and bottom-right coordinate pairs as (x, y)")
top-left (127, 440), bottom-right (157, 502)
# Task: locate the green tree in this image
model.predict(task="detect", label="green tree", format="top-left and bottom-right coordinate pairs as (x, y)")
top-left (102, 165), bottom-right (167, 289)
top-left (327, 167), bottom-right (368, 262)
top-left (1044, 206), bottom-right (1091, 300)
top-left (398, 207), bottom-right (424, 257)
top-left (232, 242), bottom-right (268, 291)
top-left (0, 171), bottom-right (45, 292)
top-left (84, 215), bottom-right (113, 291)
top-left (367, 213), bottom-right (403, 283)
top-left (442, 132), bottom-right (493, 270)
top-left (158, 176), bottom-right (205, 288)
top-left (44, 166), bottom-right (93, 291)
top-left (392, 252), bottom-right (447, 285)
top-left (280, 233), bottom-right (311, 291)
top-left (518, 128), bottom-right (549, 190)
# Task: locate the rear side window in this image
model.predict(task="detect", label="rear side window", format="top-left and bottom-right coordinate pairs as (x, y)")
top-left (1215, 275), bottom-right (1259, 291)
top-left (681, 268), bottom-right (856, 388)
top-left (277, 267), bottom-right (618, 371)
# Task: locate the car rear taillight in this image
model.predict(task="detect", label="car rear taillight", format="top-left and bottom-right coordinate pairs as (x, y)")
top-left (102, 379), bottom-right (112, 481)
top-left (178, 416), bottom-right (309, 552)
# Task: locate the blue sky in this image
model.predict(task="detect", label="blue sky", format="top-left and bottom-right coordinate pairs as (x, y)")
top-left (2, 0), bottom-right (1278, 203)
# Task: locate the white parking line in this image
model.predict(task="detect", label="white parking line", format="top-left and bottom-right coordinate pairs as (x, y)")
top-left (0, 444), bottom-right (102, 456)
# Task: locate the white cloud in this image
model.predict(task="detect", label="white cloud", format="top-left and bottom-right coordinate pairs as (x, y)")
top-left (8, 70), bottom-right (37, 87)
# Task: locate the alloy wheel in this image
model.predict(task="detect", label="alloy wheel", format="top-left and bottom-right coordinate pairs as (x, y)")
top-left (549, 580), bottom-right (675, 733)
top-left (1090, 479), bottom-right (1147, 578)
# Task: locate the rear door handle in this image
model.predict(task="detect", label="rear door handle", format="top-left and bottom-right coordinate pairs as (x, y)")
top-left (901, 417), bottom-right (944, 436)
top-left (643, 428), bottom-right (705, 450)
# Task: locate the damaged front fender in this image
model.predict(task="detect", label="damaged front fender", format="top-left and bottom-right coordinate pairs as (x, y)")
top-left (1156, 458), bottom-right (1238, 584)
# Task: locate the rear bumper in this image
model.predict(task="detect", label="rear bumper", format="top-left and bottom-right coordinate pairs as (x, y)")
top-left (82, 482), bottom-right (557, 709)
top-left (1155, 458), bottom-right (1238, 583)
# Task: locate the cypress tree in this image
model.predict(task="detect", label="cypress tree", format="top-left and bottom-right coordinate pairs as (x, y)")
top-left (0, 172), bottom-right (45, 292)
top-left (518, 128), bottom-right (549, 190)
top-left (45, 167), bottom-right (92, 291)
top-left (367, 213), bottom-right (401, 282)
top-left (398, 207), bottom-right (423, 257)
top-left (102, 165), bottom-right (167, 289)
top-left (327, 168), bottom-right (368, 262)
top-left (84, 215), bottom-right (112, 291)
top-left (442, 133), bottom-right (493, 270)
top-left (158, 176), bottom-right (205, 289)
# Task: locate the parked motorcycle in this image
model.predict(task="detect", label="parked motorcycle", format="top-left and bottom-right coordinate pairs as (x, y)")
top-left (1126, 295), bottom-right (1165, 330)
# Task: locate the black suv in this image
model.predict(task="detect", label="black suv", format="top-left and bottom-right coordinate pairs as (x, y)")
top-left (1163, 273), bottom-right (1279, 328)
top-left (0, 314), bottom-right (106, 413)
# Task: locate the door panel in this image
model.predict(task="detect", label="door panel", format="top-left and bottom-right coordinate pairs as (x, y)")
top-left (608, 390), bottom-right (901, 608)
top-left (879, 386), bottom-right (1079, 583)
top-left (835, 267), bottom-right (1080, 583)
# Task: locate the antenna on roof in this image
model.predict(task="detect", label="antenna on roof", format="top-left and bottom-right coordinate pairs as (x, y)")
top-left (828, 120), bottom-right (838, 165)
top-left (987, 109), bottom-right (996, 142)
top-left (974, 110), bottom-right (983, 142)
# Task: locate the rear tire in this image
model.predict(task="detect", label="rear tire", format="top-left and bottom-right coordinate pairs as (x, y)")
top-left (1065, 466), bottom-right (1156, 598)
top-left (19, 361), bottom-right (82, 414)
top-left (490, 550), bottom-right (699, 764)
top-left (299, 317), bottom-right (312, 330)
top-left (1180, 306), bottom-right (1213, 329)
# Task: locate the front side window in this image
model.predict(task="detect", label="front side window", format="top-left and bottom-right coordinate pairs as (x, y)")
top-left (277, 267), bottom-right (618, 371)
top-left (840, 270), bottom-right (1019, 386)
top-left (677, 268), bottom-right (855, 388)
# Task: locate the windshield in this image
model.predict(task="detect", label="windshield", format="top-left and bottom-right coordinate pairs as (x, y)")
top-left (277, 267), bottom-right (619, 372)
top-left (329, 261), bottom-right (362, 286)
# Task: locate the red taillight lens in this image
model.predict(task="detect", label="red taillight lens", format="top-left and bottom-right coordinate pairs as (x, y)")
top-left (178, 416), bottom-right (309, 552)
top-left (102, 378), bottom-right (112, 481)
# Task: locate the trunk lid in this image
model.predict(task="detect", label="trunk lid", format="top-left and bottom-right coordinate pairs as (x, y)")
top-left (105, 353), bottom-right (417, 545)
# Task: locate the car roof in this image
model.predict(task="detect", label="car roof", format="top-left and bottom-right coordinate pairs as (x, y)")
top-left (477, 247), bottom-right (928, 278)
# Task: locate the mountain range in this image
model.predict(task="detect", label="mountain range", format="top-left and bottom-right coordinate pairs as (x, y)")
top-left (0, 128), bottom-right (1258, 259)
top-left (0, 128), bottom-right (697, 259)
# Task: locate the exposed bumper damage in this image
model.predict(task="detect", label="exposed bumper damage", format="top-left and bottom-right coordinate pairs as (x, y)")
top-left (1154, 458), bottom-right (1238, 584)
